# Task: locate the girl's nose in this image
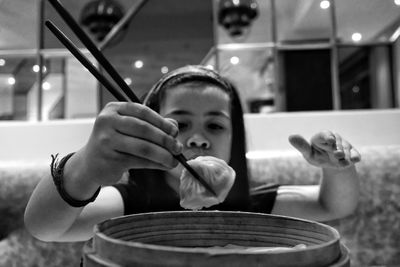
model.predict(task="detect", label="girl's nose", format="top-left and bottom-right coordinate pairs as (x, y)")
top-left (186, 134), bottom-right (210, 149)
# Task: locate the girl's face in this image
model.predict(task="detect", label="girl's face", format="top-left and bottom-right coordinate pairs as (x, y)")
top-left (159, 83), bottom-right (232, 178)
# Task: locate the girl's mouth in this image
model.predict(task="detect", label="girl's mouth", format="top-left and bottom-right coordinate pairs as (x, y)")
top-left (187, 154), bottom-right (202, 160)
top-left (185, 150), bottom-right (207, 160)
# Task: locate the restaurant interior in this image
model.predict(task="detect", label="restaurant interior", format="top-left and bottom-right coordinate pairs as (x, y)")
top-left (0, 0), bottom-right (399, 266)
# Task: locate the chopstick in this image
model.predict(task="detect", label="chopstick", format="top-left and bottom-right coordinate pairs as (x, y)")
top-left (47, 0), bottom-right (140, 103)
top-left (45, 2), bottom-right (217, 197)
top-left (46, 21), bottom-right (129, 103)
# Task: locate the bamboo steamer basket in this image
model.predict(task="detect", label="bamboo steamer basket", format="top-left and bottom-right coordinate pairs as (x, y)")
top-left (82, 211), bottom-right (350, 267)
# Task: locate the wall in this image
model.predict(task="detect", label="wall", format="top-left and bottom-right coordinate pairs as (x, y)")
top-left (1, 109), bottom-right (399, 162)
top-left (0, 119), bottom-right (94, 163)
top-left (245, 109), bottom-right (400, 158)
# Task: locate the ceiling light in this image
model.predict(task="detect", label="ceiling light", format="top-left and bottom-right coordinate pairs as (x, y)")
top-left (351, 32), bottom-right (362, 42)
top-left (43, 82), bottom-right (51, 90)
top-left (134, 60), bottom-right (143, 69)
top-left (32, 65), bottom-right (47, 73)
top-left (0, 58), bottom-right (5, 66)
top-left (161, 66), bottom-right (169, 74)
top-left (230, 56), bottom-right (240, 65)
top-left (395, 0), bottom-right (400, 6)
top-left (320, 0), bottom-right (330, 9)
top-left (8, 77), bottom-right (15, 85)
top-left (124, 77), bottom-right (132, 85)
top-left (206, 65), bottom-right (214, 70)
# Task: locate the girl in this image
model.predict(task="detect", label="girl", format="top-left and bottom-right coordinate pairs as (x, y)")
top-left (24, 65), bottom-right (361, 242)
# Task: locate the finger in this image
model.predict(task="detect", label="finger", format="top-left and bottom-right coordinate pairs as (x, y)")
top-left (165, 118), bottom-right (179, 138)
top-left (338, 140), bottom-right (362, 167)
top-left (338, 157), bottom-right (351, 167)
top-left (337, 141), bottom-right (351, 167)
top-left (342, 140), bottom-right (361, 163)
top-left (311, 130), bottom-right (336, 151)
top-left (113, 133), bottom-right (180, 169)
top-left (288, 134), bottom-right (312, 158)
top-left (117, 102), bottom-right (179, 137)
top-left (350, 147), bottom-right (361, 163)
top-left (115, 115), bottom-right (183, 155)
top-left (333, 133), bottom-right (345, 159)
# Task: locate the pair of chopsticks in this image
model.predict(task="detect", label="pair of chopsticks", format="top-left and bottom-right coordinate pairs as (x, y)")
top-left (46, 0), bottom-right (217, 197)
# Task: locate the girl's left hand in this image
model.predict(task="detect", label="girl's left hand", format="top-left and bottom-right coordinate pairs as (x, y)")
top-left (288, 130), bottom-right (361, 169)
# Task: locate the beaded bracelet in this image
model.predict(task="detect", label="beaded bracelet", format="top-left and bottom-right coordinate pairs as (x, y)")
top-left (51, 153), bottom-right (101, 207)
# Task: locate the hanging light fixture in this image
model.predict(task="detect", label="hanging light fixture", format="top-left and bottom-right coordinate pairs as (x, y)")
top-left (80, 0), bottom-right (125, 42)
top-left (217, 0), bottom-right (259, 39)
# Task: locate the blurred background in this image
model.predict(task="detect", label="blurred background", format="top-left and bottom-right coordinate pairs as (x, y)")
top-left (0, 0), bottom-right (399, 120)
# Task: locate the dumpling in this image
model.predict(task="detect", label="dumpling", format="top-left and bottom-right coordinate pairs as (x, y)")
top-left (179, 156), bottom-right (236, 210)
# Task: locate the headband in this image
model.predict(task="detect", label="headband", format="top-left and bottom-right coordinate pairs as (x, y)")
top-left (142, 65), bottom-right (233, 106)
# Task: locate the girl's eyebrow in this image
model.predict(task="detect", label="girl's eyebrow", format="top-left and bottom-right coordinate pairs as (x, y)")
top-left (165, 110), bottom-right (192, 116)
top-left (166, 110), bottom-right (230, 118)
top-left (206, 111), bottom-right (230, 119)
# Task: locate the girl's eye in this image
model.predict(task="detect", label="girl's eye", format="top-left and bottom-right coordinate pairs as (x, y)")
top-left (207, 123), bottom-right (225, 132)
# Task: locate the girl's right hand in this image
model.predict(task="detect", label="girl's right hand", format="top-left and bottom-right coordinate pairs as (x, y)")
top-left (72, 102), bottom-right (183, 186)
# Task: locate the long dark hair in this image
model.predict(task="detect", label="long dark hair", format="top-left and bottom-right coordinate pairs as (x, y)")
top-left (130, 65), bottom-right (250, 211)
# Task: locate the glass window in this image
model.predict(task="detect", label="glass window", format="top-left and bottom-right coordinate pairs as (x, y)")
top-left (0, 0), bottom-right (38, 49)
top-left (335, 0), bottom-right (400, 43)
top-left (44, 0), bottom-right (91, 49)
top-left (96, 0), bottom-right (215, 105)
top-left (54, 54), bottom-right (99, 119)
top-left (339, 44), bottom-right (394, 109)
top-left (275, 0), bottom-right (332, 44)
top-left (0, 54), bottom-right (38, 120)
top-left (0, 52), bottom-right (99, 121)
top-left (0, 56), bottom-right (17, 120)
top-left (210, 47), bottom-right (275, 113)
top-left (279, 48), bottom-right (333, 111)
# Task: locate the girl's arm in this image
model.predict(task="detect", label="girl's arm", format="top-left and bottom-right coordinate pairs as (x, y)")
top-left (24, 102), bottom-right (182, 242)
top-left (24, 169), bottom-right (124, 242)
top-left (271, 131), bottom-right (361, 222)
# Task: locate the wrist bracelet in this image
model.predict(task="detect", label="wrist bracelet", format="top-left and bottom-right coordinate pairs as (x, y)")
top-left (51, 153), bottom-right (101, 207)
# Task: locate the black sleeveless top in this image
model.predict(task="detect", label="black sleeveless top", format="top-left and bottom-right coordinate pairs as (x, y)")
top-left (113, 177), bottom-right (279, 215)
